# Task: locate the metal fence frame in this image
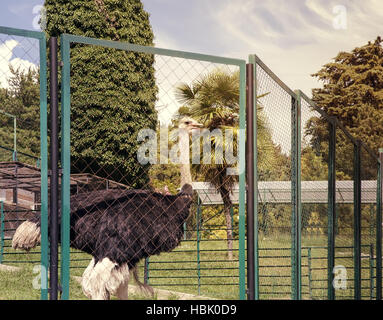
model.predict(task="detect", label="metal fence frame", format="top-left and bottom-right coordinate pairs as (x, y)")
top-left (249, 53), bottom-right (382, 300)
top-left (59, 33), bottom-right (248, 300)
top-left (0, 26), bottom-right (48, 300)
top-left (0, 26), bottom-right (381, 301)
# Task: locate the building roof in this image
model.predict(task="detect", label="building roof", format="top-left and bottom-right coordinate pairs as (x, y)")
top-left (0, 161), bottom-right (128, 202)
top-left (1, 162), bottom-right (377, 206)
top-left (192, 180), bottom-right (378, 205)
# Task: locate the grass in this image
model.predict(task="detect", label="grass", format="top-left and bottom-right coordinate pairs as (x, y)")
top-left (0, 234), bottom-right (378, 300)
top-left (258, 234), bottom-right (377, 300)
top-left (68, 238), bottom-right (241, 300)
top-left (0, 238), bottom-right (241, 300)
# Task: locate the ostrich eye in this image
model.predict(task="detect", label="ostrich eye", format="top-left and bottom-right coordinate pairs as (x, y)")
top-left (185, 121), bottom-right (190, 125)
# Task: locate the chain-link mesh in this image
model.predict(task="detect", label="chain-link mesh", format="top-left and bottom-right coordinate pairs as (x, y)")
top-left (254, 56), bottom-right (381, 300)
top-left (58, 40), bottom-right (244, 300)
top-left (1, 29), bottom-right (380, 301)
top-left (0, 32), bottom-right (45, 299)
top-left (255, 62), bottom-right (293, 299)
top-left (360, 145), bottom-right (378, 299)
top-left (300, 98), bottom-right (329, 300)
top-left (334, 127), bottom-right (355, 299)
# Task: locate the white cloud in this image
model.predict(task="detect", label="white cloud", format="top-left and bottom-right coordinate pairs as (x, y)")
top-left (150, 0), bottom-right (383, 151)
top-left (153, 31), bottom-right (181, 50)
top-left (212, 0), bottom-right (383, 94)
top-left (0, 40), bottom-right (37, 89)
top-left (0, 40), bottom-right (17, 63)
top-left (205, 0), bottom-right (383, 153)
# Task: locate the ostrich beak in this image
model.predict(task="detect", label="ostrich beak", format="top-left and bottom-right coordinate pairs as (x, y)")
top-left (190, 122), bottom-right (203, 134)
top-left (191, 122), bottom-right (203, 129)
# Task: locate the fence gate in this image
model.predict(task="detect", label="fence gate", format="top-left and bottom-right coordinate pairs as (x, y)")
top-left (0, 26), bottom-right (48, 300)
top-left (59, 34), bottom-right (247, 300)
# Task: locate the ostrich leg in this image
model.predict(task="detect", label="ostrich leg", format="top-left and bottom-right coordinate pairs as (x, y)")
top-left (116, 278), bottom-right (130, 300)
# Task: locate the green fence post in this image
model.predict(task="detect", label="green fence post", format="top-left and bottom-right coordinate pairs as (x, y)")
top-left (60, 34), bottom-right (71, 300)
top-left (291, 90), bottom-right (302, 300)
top-left (13, 116), bottom-right (16, 160)
top-left (327, 117), bottom-right (337, 300)
top-left (238, 61), bottom-right (247, 300)
top-left (144, 257), bottom-right (150, 285)
top-left (376, 148), bottom-right (383, 300)
top-left (370, 244), bottom-right (374, 299)
top-left (248, 55), bottom-right (259, 300)
top-left (196, 197), bottom-right (201, 296)
top-left (354, 140), bottom-right (362, 300)
top-left (37, 29), bottom-right (49, 302)
top-left (308, 247), bottom-right (312, 300)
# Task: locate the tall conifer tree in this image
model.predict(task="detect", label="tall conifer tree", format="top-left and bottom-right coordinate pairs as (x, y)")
top-left (311, 37), bottom-right (383, 153)
top-left (307, 37), bottom-right (383, 178)
top-left (44, 0), bottom-right (158, 187)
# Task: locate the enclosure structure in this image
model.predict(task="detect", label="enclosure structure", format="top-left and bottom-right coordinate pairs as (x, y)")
top-left (58, 34), bottom-right (247, 300)
top-left (0, 25), bottom-right (381, 301)
top-left (251, 53), bottom-right (382, 300)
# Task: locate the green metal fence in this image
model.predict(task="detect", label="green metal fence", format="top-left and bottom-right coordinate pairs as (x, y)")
top-left (0, 26), bottom-right (381, 301)
top-left (0, 26), bottom-right (48, 300)
top-left (59, 33), bottom-right (247, 300)
top-left (251, 53), bottom-right (382, 300)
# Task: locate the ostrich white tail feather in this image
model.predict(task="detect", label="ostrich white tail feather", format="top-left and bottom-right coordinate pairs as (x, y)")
top-left (12, 221), bottom-right (41, 251)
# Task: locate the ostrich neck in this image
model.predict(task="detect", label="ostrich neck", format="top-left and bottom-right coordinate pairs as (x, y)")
top-left (179, 129), bottom-right (192, 187)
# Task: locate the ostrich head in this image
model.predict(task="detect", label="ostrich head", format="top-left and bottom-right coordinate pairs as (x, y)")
top-left (177, 117), bottom-right (202, 193)
top-left (178, 117), bottom-right (203, 133)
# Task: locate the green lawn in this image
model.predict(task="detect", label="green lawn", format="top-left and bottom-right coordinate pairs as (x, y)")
top-left (0, 238), bottom-right (241, 300)
top-left (258, 234), bottom-right (377, 300)
top-left (0, 235), bottom-right (377, 300)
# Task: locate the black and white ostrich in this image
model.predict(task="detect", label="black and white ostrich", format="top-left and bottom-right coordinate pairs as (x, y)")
top-left (12, 117), bottom-right (202, 300)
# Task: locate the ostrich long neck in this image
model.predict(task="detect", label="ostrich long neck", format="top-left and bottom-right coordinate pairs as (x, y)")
top-left (179, 128), bottom-right (192, 187)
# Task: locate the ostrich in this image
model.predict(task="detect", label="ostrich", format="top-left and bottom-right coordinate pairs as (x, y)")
top-left (12, 117), bottom-right (202, 300)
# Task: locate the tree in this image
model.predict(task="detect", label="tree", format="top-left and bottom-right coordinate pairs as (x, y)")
top-left (148, 123), bottom-right (181, 194)
top-left (301, 118), bottom-right (354, 234)
top-left (175, 69), bottom-right (289, 258)
top-left (0, 66), bottom-right (41, 164)
top-left (175, 69), bottom-right (240, 260)
top-left (44, 0), bottom-right (158, 187)
top-left (310, 36), bottom-right (383, 169)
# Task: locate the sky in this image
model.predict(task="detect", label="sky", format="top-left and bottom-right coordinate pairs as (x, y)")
top-left (0, 0), bottom-right (382, 152)
top-left (1, 0), bottom-right (382, 95)
top-left (142, 0), bottom-right (383, 95)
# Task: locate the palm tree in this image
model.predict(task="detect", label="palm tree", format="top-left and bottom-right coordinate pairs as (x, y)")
top-left (175, 68), bottom-right (268, 260)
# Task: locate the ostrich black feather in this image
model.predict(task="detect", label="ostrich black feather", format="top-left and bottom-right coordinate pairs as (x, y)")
top-left (25, 184), bottom-right (193, 268)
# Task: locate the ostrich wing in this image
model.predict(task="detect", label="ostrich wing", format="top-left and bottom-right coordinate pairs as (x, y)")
top-left (71, 188), bottom-right (193, 266)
